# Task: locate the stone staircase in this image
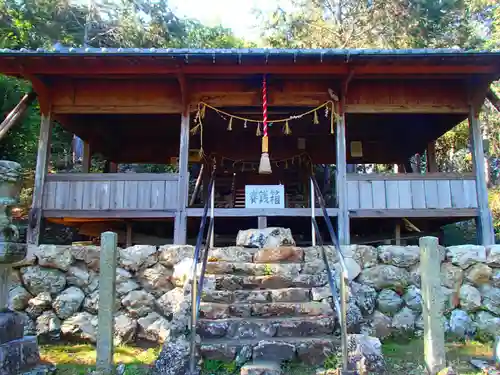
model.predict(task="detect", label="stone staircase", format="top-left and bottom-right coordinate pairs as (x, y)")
top-left (197, 243), bottom-right (341, 370)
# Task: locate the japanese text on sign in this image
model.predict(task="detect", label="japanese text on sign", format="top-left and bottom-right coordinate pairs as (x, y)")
top-left (245, 185), bottom-right (285, 209)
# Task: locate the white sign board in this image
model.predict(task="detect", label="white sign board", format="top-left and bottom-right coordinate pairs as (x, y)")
top-left (245, 185), bottom-right (285, 209)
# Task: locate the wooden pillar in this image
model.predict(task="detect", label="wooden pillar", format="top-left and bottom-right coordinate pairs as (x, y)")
top-left (469, 106), bottom-right (495, 245)
top-left (395, 222), bottom-right (401, 245)
top-left (82, 142), bottom-right (91, 173)
top-left (27, 114), bottom-right (52, 245)
top-left (174, 112), bottom-right (190, 244)
top-left (126, 222), bottom-right (132, 248)
top-left (336, 100), bottom-right (349, 245)
top-left (258, 216), bottom-right (267, 229)
top-left (427, 141), bottom-right (438, 173)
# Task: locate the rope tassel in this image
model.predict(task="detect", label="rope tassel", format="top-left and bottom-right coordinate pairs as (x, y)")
top-left (283, 120), bottom-right (291, 135)
top-left (227, 117), bottom-right (233, 131)
top-left (256, 122), bottom-right (262, 136)
top-left (313, 110), bottom-right (319, 124)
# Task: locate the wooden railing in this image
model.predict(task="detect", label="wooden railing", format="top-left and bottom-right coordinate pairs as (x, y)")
top-left (346, 173), bottom-right (478, 211)
top-left (43, 173), bottom-right (179, 217)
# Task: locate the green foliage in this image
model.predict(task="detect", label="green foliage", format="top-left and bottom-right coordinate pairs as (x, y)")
top-left (201, 359), bottom-right (238, 374)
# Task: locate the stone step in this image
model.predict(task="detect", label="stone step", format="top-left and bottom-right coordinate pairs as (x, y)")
top-left (206, 273), bottom-right (328, 291)
top-left (197, 316), bottom-right (336, 340)
top-left (200, 335), bottom-right (340, 366)
top-left (205, 262), bottom-right (303, 276)
top-left (240, 361), bottom-right (282, 375)
top-left (0, 336), bottom-right (40, 375)
top-left (199, 301), bottom-right (334, 319)
top-left (207, 246), bottom-right (305, 264)
top-left (202, 288), bottom-right (313, 304)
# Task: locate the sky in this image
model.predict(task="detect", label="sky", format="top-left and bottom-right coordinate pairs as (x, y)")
top-left (168, 0), bottom-right (283, 42)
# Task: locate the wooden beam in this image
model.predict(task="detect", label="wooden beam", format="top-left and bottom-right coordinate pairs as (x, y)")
top-left (27, 114), bottom-right (52, 245)
top-left (427, 141), bottom-right (438, 173)
top-left (174, 111), bottom-right (190, 244)
top-left (349, 208), bottom-right (478, 218)
top-left (0, 91), bottom-right (37, 140)
top-left (186, 207), bottom-right (340, 217)
top-left (43, 209), bottom-right (176, 218)
top-left (487, 87), bottom-right (500, 112)
top-left (468, 106), bottom-right (495, 245)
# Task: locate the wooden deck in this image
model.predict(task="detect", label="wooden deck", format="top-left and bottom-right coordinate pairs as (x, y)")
top-left (42, 173), bottom-right (179, 218)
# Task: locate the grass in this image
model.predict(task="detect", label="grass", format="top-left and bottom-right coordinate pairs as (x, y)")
top-left (39, 339), bottom-right (494, 375)
top-left (39, 342), bottom-right (160, 375)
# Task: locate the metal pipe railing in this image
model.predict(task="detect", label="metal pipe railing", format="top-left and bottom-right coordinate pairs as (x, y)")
top-left (189, 166), bottom-right (216, 374)
top-left (310, 175), bottom-right (349, 371)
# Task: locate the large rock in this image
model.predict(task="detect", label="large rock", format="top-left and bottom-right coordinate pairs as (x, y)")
top-left (466, 264), bottom-right (492, 286)
top-left (303, 246), bottom-right (338, 263)
top-left (486, 245), bottom-right (500, 267)
top-left (409, 264), bottom-right (421, 286)
top-left (358, 265), bottom-right (410, 291)
top-left (351, 245), bottom-right (379, 269)
top-left (171, 258), bottom-right (192, 287)
top-left (459, 284), bottom-right (481, 312)
top-left (350, 282), bottom-right (377, 315)
top-left (240, 362), bottom-right (282, 375)
top-left (346, 304), bottom-right (364, 332)
top-left (36, 310), bottom-right (61, 341)
top-left (479, 285), bottom-right (500, 315)
top-left (376, 289), bottom-right (403, 316)
top-left (236, 228), bottom-right (295, 248)
top-left (8, 285), bottom-right (32, 310)
top-left (403, 285), bottom-right (422, 313)
top-left (378, 245), bottom-right (420, 268)
top-left (372, 311), bottom-right (392, 339)
top-left (208, 247), bottom-right (253, 262)
top-left (158, 245), bottom-right (194, 266)
top-left (347, 334), bottom-right (385, 374)
top-left (156, 288), bottom-right (186, 318)
top-left (254, 247), bottom-right (303, 263)
top-left (152, 335), bottom-right (191, 375)
top-left (36, 245), bottom-right (74, 271)
top-left (137, 312), bottom-right (171, 343)
top-left (475, 311), bottom-right (500, 339)
top-left (122, 290), bottom-right (155, 317)
top-left (61, 311), bottom-right (98, 343)
top-left (52, 287), bottom-right (85, 319)
top-left (114, 312), bottom-right (137, 344)
top-left (252, 341), bottom-right (295, 361)
top-left (446, 245), bottom-right (486, 269)
top-left (26, 292), bottom-right (52, 318)
top-left (17, 312), bottom-right (36, 336)
top-left (440, 263), bottom-right (464, 289)
top-left (66, 262), bottom-right (91, 289)
top-left (448, 309), bottom-right (475, 339)
top-left (335, 258), bottom-right (362, 281)
top-left (82, 290), bottom-right (121, 315)
top-left (137, 263), bottom-right (174, 297)
top-left (21, 266), bottom-right (66, 296)
top-left (492, 269), bottom-right (500, 288)
top-left (71, 245), bottom-right (101, 271)
top-left (119, 245), bottom-right (158, 271)
top-left (116, 268), bottom-right (140, 296)
top-left (391, 307), bottom-right (416, 335)
top-left (83, 270), bottom-right (99, 294)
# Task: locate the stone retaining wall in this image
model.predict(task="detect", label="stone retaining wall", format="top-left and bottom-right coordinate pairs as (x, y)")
top-left (7, 243), bottom-right (500, 345)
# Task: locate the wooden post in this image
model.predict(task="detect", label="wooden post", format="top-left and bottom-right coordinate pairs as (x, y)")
top-left (336, 101), bottom-right (349, 245)
top-left (395, 222), bottom-right (401, 245)
top-left (82, 142), bottom-right (91, 173)
top-left (468, 106), bottom-right (495, 245)
top-left (126, 223), bottom-right (132, 248)
top-left (427, 142), bottom-right (438, 173)
top-left (420, 236), bottom-right (446, 374)
top-left (174, 112), bottom-right (190, 245)
top-left (96, 231), bottom-right (118, 374)
top-left (258, 216), bottom-right (267, 229)
top-left (27, 114), bottom-right (52, 245)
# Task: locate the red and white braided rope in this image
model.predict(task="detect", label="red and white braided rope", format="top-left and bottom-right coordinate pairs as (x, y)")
top-left (262, 75), bottom-right (268, 138)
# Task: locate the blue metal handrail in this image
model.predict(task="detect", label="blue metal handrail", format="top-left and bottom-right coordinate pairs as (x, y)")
top-left (310, 175), bottom-right (349, 371)
top-left (189, 165), bottom-right (216, 374)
